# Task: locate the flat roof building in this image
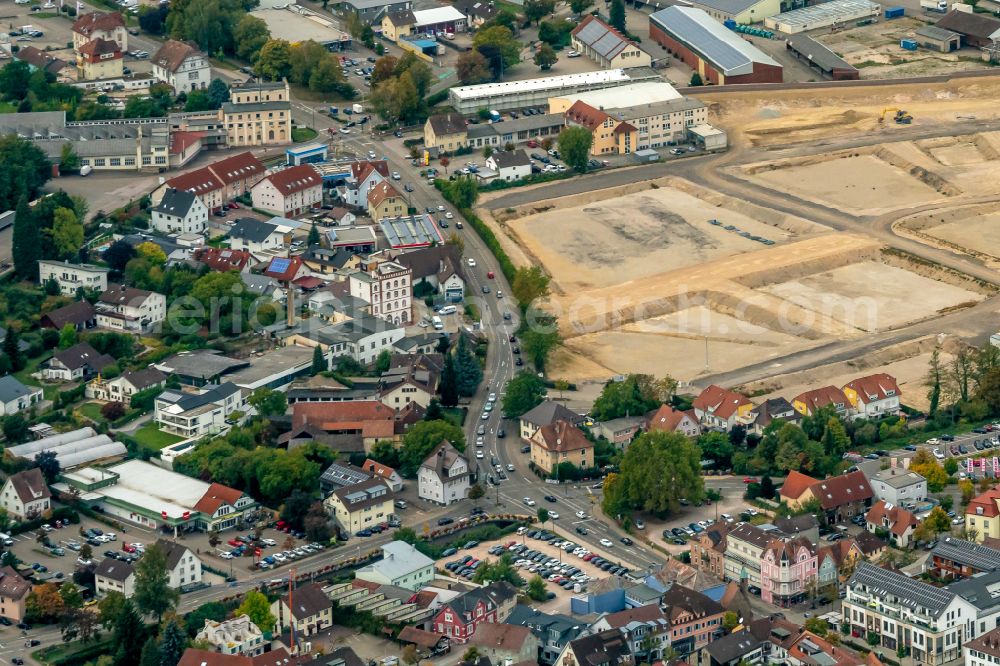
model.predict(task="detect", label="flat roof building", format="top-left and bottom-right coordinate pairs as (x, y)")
top-left (250, 6), bottom-right (352, 50)
top-left (683, 0), bottom-right (782, 26)
top-left (649, 7), bottom-right (782, 84)
top-left (548, 80), bottom-right (682, 113)
top-left (764, 0), bottom-right (881, 34)
top-left (379, 214), bottom-right (445, 249)
top-left (448, 68), bottom-right (660, 114)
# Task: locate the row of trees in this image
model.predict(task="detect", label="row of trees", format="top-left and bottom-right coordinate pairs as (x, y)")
top-left (253, 39), bottom-right (355, 96)
top-left (369, 53), bottom-right (433, 124)
top-left (13, 190), bottom-right (90, 280)
top-left (165, 0), bottom-right (258, 56)
top-left (440, 334), bottom-right (483, 406)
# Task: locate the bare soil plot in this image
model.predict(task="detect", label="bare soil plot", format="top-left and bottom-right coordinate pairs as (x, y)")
top-left (508, 187), bottom-right (792, 292)
top-left (757, 261), bottom-right (982, 332)
top-left (749, 154), bottom-right (945, 215)
top-left (923, 212), bottom-right (1000, 259)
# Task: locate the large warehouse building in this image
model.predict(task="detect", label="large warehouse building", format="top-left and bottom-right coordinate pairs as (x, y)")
top-left (764, 0), bottom-right (880, 34)
top-left (649, 6), bottom-right (783, 84)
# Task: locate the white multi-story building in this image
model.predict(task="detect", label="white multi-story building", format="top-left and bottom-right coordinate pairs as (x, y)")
top-left (251, 165), bottom-right (323, 217)
top-left (95, 559), bottom-right (135, 597)
top-left (151, 39), bottom-right (210, 92)
top-left (71, 11), bottom-right (127, 52)
top-left (156, 539), bottom-right (202, 589)
top-left (38, 260), bottom-right (109, 296)
top-left (843, 373), bottom-right (903, 418)
top-left (195, 615), bottom-right (266, 657)
top-left (151, 188), bottom-right (209, 235)
top-left (418, 441), bottom-right (469, 506)
top-left (96, 284), bottom-right (166, 333)
top-left (154, 382), bottom-right (246, 439)
top-left (356, 541), bottom-right (435, 591)
top-left (0, 469), bottom-right (51, 521)
top-left (349, 258), bottom-right (412, 326)
top-left (228, 218), bottom-right (284, 255)
top-left (868, 467), bottom-right (927, 506)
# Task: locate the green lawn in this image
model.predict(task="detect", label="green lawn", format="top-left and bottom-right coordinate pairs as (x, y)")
top-left (443, 407), bottom-right (467, 427)
top-left (292, 127), bottom-right (318, 143)
top-left (12, 356), bottom-right (61, 401)
top-left (132, 422), bottom-right (183, 451)
top-left (77, 402), bottom-right (106, 423)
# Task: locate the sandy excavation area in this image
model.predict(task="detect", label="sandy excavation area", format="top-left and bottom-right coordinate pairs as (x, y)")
top-left (924, 212), bottom-right (1000, 259)
top-left (507, 186), bottom-right (792, 292)
top-left (758, 261), bottom-right (982, 332)
top-left (748, 154), bottom-right (947, 215)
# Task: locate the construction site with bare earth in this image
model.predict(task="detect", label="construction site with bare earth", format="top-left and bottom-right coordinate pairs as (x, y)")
top-left (479, 75), bottom-right (1000, 405)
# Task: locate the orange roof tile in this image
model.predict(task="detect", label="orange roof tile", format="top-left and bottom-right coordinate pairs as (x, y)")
top-left (692, 385), bottom-right (750, 420)
top-left (780, 470), bottom-right (819, 501)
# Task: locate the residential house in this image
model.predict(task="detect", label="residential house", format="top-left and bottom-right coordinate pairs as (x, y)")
top-left (282, 315), bottom-right (406, 366)
top-left (570, 15), bottom-right (651, 69)
top-left (0, 376), bottom-right (43, 417)
top-left (946, 569), bottom-right (1000, 640)
top-left (453, 0), bottom-right (497, 26)
top-left (380, 10), bottom-right (417, 41)
top-left (349, 257), bottom-right (412, 325)
top-left (339, 160), bottom-right (390, 208)
top-left (152, 39), bottom-right (209, 92)
top-left (854, 531), bottom-right (888, 560)
top-left (645, 404), bottom-right (701, 437)
top-left (929, 536), bottom-right (1000, 581)
top-left (506, 605), bottom-right (584, 666)
top-left (95, 558), bottom-right (135, 597)
top-left (342, 0), bottom-right (413, 24)
top-left (251, 165), bottom-right (323, 217)
top-left (966, 626), bottom-right (1000, 666)
top-left (43, 342), bottom-right (115, 381)
top-left (749, 397), bottom-right (800, 435)
top-left (151, 188), bottom-right (209, 235)
top-left (361, 459), bottom-right (404, 491)
top-left (519, 400), bottom-right (585, 442)
top-left (154, 382), bottom-right (247, 438)
top-left (291, 400), bottom-right (398, 451)
top-left (323, 478), bottom-right (393, 535)
top-left (0, 567), bottom-right (30, 623)
top-left (194, 247), bottom-right (259, 273)
top-left (485, 150), bottom-right (532, 182)
top-left (785, 630), bottom-right (865, 666)
top-left (367, 181), bottom-right (407, 221)
top-left (760, 538), bottom-right (817, 606)
top-left (71, 12), bottom-right (127, 52)
top-left (355, 540), bottom-right (435, 591)
top-left (660, 584), bottom-right (726, 655)
top-left (424, 113), bottom-right (468, 152)
top-left (176, 648), bottom-right (293, 666)
top-left (816, 538), bottom-right (862, 589)
top-left (773, 514), bottom-right (820, 542)
top-left (157, 152), bottom-right (266, 212)
top-left (705, 629), bottom-right (763, 666)
top-left (692, 385), bottom-right (753, 430)
top-left (844, 561), bottom-right (971, 665)
top-left (195, 615), bottom-right (266, 657)
top-left (530, 420), bottom-right (594, 474)
top-left (967, 485), bottom-right (1000, 543)
top-left (326, 208), bottom-right (356, 226)
top-left (723, 522), bottom-right (785, 589)
top-left (85, 367), bottom-right (166, 405)
top-left (418, 440), bottom-right (470, 506)
top-left (40, 301), bottom-right (97, 332)
top-left (95, 284), bottom-right (167, 333)
top-left (588, 606), bottom-right (672, 661)
top-left (791, 385), bottom-right (851, 417)
top-left (38, 260), bottom-right (109, 296)
top-left (564, 100), bottom-right (636, 156)
top-left (781, 469), bottom-right (874, 523)
top-left (391, 245), bottom-right (465, 302)
top-left (271, 582), bottom-right (332, 636)
top-left (0, 469), bottom-right (51, 521)
top-left (157, 539), bottom-right (203, 589)
top-left (431, 583), bottom-right (518, 643)
top-left (76, 37), bottom-right (123, 81)
top-left (319, 462), bottom-right (373, 495)
top-left (865, 500), bottom-right (920, 548)
top-left (378, 364), bottom-right (437, 410)
top-left (467, 624), bottom-right (539, 665)
top-left (262, 255), bottom-right (305, 283)
top-left (14, 47), bottom-right (68, 77)
top-left (229, 218), bottom-right (284, 255)
top-left (556, 628), bottom-right (635, 666)
top-left (221, 79), bottom-right (293, 147)
top-left (868, 467), bottom-right (927, 506)
top-left (192, 482), bottom-right (259, 533)
top-left (690, 521), bottom-right (728, 579)
top-left (591, 416), bottom-right (645, 447)
top-left (843, 373), bottom-right (902, 418)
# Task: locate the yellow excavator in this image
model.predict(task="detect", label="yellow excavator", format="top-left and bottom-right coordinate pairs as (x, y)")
top-left (879, 107), bottom-right (913, 124)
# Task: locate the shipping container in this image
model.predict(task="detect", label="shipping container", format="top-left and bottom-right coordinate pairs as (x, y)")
top-left (885, 6), bottom-right (905, 18)
top-left (900, 38), bottom-right (918, 50)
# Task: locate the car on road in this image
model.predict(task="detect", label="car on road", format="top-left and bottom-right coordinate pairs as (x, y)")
top-left (476, 450), bottom-right (483, 458)
top-left (468, 258), bottom-right (476, 267)
top-left (634, 519), bottom-right (645, 529)
top-left (575, 510), bottom-right (587, 518)
top-left (404, 183), bottom-right (414, 192)
top-left (391, 171), bottom-right (400, 180)
top-left (437, 517), bottom-right (454, 526)
top-left (445, 211), bottom-right (453, 219)
top-left (575, 526), bottom-right (588, 535)
top-left (523, 497), bottom-right (536, 507)
top-left (339, 128), bottom-right (351, 134)
top-left (507, 463), bottom-right (514, 471)
top-left (482, 285), bottom-right (490, 294)
top-left (620, 537), bottom-right (633, 545)
top-left (599, 538), bottom-right (613, 547)
top-left (481, 412), bottom-right (489, 420)
top-left (438, 204), bottom-right (446, 212)
top-left (567, 50), bottom-right (581, 57)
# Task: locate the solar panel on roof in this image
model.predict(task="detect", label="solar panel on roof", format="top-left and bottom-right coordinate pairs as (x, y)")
top-left (270, 258), bottom-right (291, 273)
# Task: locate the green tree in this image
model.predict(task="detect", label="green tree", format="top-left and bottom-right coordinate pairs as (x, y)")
top-left (699, 431), bottom-right (734, 468)
top-left (440, 353), bottom-right (459, 407)
top-left (167, 0), bottom-right (246, 55)
top-left (468, 483), bottom-right (485, 503)
top-left (537, 507), bottom-right (549, 524)
top-left (234, 14), bottom-right (270, 62)
top-left (207, 78), bottom-right (230, 108)
top-left (59, 324), bottom-right (78, 350)
top-left (136, 241), bottom-right (167, 265)
top-left (98, 591), bottom-right (127, 631)
top-left (248, 387), bottom-right (288, 418)
top-left (2, 324), bottom-right (24, 372)
top-left (524, 0), bottom-right (556, 24)
top-left (399, 420), bottom-right (466, 477)
top-left (236, 590), bottom-right (276, 633)
top-left (473, 26), bottom-right (522, 70)
top-left (2, 414), bottom-right (30, 444)
top-left (454, 335), bottom-right (483, 397)
top-left (184, 90), bottom-right (214, 112)
top-left (472, 553), bottom-right (522, 585)
top-left (112, 599), bottom-right (145, 666)
top-left (609, 0), bottom-right (626, 32)
top-left (0, 135), bottom-right (51, 211)
top-left (59, 581), bottom-right (84, 609)
top-left (133, 543), bottom-right (179, 621)
top-left (13, 196), bottom-right (41, 280)
top-left (308, 222), bottom-right (321, 247)
top-left (159, 615), bottom-right (187, 666)
top-left (722, 611), bottom-right (739, 632)
top-left (59, 142), bottom-right (81, 174)
top-left (521, 315), bottom-right (561, 372)
top-left (689, 72), bottom-right (704, 86)
top-left (591, 375), bottom-right (661, 421)
top-left (570, 0), bottom-right (594, 13)
top-left (804, 617), bottom-right (828, 637)
top-left (820, 417), bottom-right (850, 459)
top-left (425, 398), bottom-right (444, 421)
top-left (375, 349), bottom-right (392, 374)
top-left (182, 601), bottom-right (226, 637)
top-left (927, 347), bottom-right (943, 417)
top-left (534, 44), bottom-right (558, 70)
top-left (256, 39), bottom-right (292, 80)
top-left (910, 448), bottom-right (949, 492)
top-left (311, 345), bottom-right (326, 375)
top-left (527, 574), bottom-right (548, 600)
top-left (456, 50), bottom-right (492, 85)
top-left (139, 636), bottom-right (161, 666)
top-left (616, 430), bottom-right (705, 514)
top-left (502, 371), bottom-right (547, 418)
top-left (558, 126), bottom-right (594, 172)
top-left (512, 266), bottom-right (550, 311)
top-left (444, 176), bottom-right (479, 209)
top-left (944, 457), bottom-right (959, 476)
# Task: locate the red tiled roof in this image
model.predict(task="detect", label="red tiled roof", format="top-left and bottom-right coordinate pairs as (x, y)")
top-left (263, 256), bottom-right (303, 282)
top-left (72, 11), bottom-right (125, 37)
top-left (780, 470), bottom-right (819, 501)
top-left (293, 401), bottom-right (396, 439)
top-left (209, 152), bottom-right (266, 184)
top-left (533, 419), bottom-right (593, 453)
top-left (78, 37), bottom-right (120, 57)
top-left (692, 385), bottom-right (750, 420)
top-left (367, 181), bottom-right (403, 207)
top-left (565, 100), bottom-right (612, 130)
top-left (600, 605), bottom-right (666, 629)
top-left (351, 160), bottom-right (389, 182)
top-left (788, 631), bottom-right (864, 666)
top-left (193, 483), bottom-right (245, 515)
top-left (968, 486), bottom-right (1000, 518)
top-left (646, 404), bottom-right (696, 433)
top-left (194, 247), bottom-right (256, 272)
top-left (166, 167), bottom-right (224, 197)
top-left (292, 276), bottom-right (324, 290)
top-left (866, 500), bottom-right (918, 537)
top-left (263, 165), bottom-right (322, 196)
top-left (793, 385), bottom-right (849, 413)
top-left (844, 373), bottom-right (901, 404)
top-left (152, 39), bottom-right (199, 73)
top-left (169, 131), bottom-right (205, 156)
top-left (809, 470), bottom-right (873, 510)
top-left (363, 459), bottom-right (399, 480)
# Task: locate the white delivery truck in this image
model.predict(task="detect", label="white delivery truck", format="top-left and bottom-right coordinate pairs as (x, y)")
top-left (921, 0), bottom-right (947, 11)
top-left (432, 315), bottom-right (443, 330)
top-left (352, 103), bottom-right (364, 114)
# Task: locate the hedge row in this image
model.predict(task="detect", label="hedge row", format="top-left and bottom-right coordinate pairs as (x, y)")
top-left (481, 170), bottom-right (573, 192)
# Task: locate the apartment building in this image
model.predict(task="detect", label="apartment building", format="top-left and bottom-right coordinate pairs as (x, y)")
top-left (222, 80), bottom-right (293, 147)
top-left (38, 260), bottom-right (108, 296)
top-left (349, 257), bottom-right (412, 326)
top-left (723, 523), bottom-right (786, 589)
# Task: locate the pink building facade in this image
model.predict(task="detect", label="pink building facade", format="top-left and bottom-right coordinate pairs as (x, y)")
top-left (760, 538), bottom-right (817, 607)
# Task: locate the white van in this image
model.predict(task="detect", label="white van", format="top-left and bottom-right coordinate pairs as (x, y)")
top-left (438, 305), bottom-right (457, 315)
top-left (0, 533), bottom-right (13, 546)
top-left (432, 315), bottom-right (443, 330)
